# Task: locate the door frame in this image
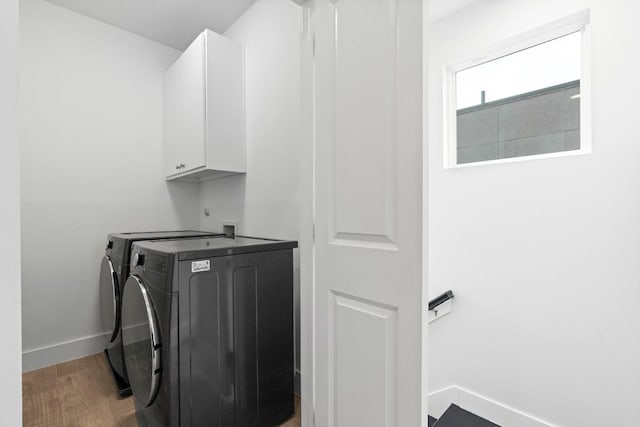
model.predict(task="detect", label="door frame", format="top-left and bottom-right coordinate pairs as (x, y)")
top-left (298, 2), bottom-right (315, 426)
top-left (421, 1), bottom-right (429, 420)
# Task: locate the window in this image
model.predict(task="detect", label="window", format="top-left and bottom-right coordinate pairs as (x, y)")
top-left (445, 12), bottom-right (590, 167)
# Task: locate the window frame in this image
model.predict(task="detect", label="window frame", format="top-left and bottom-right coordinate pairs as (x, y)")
top-left (444, 10), bottom-right (592, 168)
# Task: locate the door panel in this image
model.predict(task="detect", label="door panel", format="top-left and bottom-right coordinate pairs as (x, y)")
top-left (307, 0), bottom-right (424, 425)
top-left (185, 269), bottom-right (232, 427)
top-left (329, 292), bottom-right (397, 427)
top-left (234, 266), bottom-right (259, 427)
top-left (177, 251), bottom-right (295, 427)
top-left (331, 0), bottom-right (398, 247)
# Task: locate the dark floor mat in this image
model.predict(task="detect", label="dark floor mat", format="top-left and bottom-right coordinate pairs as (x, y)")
top-left (428, 415), bottom-right (438, 427)
top-left (433, 404), bottom-right (501, 427)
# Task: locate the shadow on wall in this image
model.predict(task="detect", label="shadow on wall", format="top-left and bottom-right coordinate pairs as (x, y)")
top-left (166, 180), bottom-right (208, 229)
top-left (198, 174), bottom-right (247, 233)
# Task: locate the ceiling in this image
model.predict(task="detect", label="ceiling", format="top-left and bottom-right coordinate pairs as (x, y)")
top-left (44, 0), bottom-right (477, 51)
top-left (44, 0), bottom-right (257, 50)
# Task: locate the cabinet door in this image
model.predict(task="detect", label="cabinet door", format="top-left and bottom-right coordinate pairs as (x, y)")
top-left (163, 34), bottom-right (206, 177)
top-left (204, 30), bottom-right (245, 173)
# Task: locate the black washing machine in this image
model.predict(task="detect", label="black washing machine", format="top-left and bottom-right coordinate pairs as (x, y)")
top-left (121, 236), bottom-right (297, 426)
top-left (99, 231), bottom-right (219, 397)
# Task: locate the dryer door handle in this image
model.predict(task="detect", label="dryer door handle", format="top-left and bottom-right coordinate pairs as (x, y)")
top-left (125, 275), bottom-right (162, 408)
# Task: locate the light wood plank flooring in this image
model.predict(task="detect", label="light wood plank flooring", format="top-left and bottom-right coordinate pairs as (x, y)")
top-left (23, 353), bottom-right (301, 427)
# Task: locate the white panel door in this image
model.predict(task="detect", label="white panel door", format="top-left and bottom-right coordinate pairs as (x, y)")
top-left (305, 0), bottom-right (424, 425)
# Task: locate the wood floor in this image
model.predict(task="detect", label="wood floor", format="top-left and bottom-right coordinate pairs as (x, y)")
top-left (23, 353), bottom-right (301, 427)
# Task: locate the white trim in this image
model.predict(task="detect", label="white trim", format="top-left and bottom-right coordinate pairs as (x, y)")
top-left (299, 1), bottom-right (315, 426)
top-left (443, 9), bottom-right (591, 169)
top-left (579, 13), bottom-right (592, 163)
top-left (428, 385), bottom-right (459, 418)
top-left (448, 10), bottom-right (590, 73)
top-left (451, 147), bottom-right (590, 169)
top-left (422, 1), bottom-right (431, 424)
top-left (22, 323), bottom-right (149, 373)
top-left (23, 331), bottom-right (110, 372)
top-left (428, 385), bottom-right (558, 427)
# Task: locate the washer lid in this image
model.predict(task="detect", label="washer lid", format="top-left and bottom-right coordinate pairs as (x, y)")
top-left (133, 236), bottom-right (298, 261)
top-left (121, 275), bottom-right (162, 408)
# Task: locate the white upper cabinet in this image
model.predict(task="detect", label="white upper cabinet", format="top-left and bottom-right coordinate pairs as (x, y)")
top-left (163, 30), bottom-right (245, 181)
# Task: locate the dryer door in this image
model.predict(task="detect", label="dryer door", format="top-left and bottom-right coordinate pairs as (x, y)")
top-left (99, 256), bottom-right (119, 343)
top-left (121, 275), bottom-right (162, 408)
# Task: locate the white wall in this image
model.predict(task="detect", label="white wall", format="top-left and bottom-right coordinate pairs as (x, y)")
top-left (20, 0), bottom-right (200, 371)
top-left (0, 0), bottom-right (23, 421)
top-left (428, 0), bottom-right (640, 425)
top-left (199, 0), bottom-right (302, 385)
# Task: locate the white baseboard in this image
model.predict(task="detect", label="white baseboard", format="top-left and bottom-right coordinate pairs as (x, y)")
top-left (428, 385), bottom-right (557, 427)
top-left (23, 331), bottom-right (110, 373)
top-left (294, 369), bottom-right (301, 396)
top-left (22, 323), bottom-right (149, 373)
top-left (24, 325), bottom-right (303, 386)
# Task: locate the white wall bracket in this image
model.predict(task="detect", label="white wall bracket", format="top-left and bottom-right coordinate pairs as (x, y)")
top-left (428, 299), bottom-right (453, 324)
